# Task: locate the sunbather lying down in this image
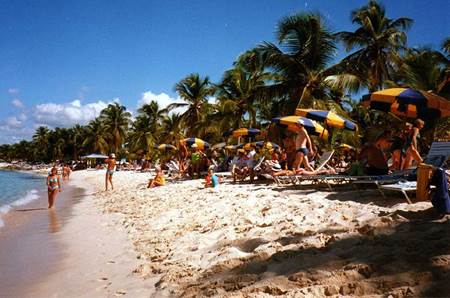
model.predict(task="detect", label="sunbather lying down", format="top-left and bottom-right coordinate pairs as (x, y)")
top-left (273, 167), bottom-right (336, 176)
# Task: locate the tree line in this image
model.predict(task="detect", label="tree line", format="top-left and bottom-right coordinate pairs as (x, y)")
top-left (1, 0), bottom-right (449, 163)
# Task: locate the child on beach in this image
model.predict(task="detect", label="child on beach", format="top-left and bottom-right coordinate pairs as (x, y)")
top-left (47, 167), bottom-right (62, 208)
top-left (205, 168), bottom-right (220, 188)
top-left (148, 167), bottom-right (165, 188)
top-left (105, 153), bottom-right (116, 191)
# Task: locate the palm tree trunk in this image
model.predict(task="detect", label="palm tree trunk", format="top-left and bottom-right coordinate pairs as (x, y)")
top-left (297, 83), bottom-right (311, 109)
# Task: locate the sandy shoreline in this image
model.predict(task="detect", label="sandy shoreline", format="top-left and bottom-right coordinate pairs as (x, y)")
top-left (2, 169), bottom-right (450, 297)
top-left (72, 170), bottom-right (450, 297)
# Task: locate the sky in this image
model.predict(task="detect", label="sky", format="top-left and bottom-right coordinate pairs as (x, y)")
top-left (0, 0), bottom-right (449, 144)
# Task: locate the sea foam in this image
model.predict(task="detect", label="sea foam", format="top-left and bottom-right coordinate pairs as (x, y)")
top-left (0, 189), bottom-right (40, 227)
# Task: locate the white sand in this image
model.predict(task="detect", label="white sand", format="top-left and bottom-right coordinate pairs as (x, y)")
top-left (15, 168), bottom-right (448, 297)
top-left (30, 171), bottom-right (158, 298)
top-left (54, 169), bottom-right (450, 297)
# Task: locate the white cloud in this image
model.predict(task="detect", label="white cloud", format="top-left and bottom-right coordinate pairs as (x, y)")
top-left (138, 91), bottom-right (183, 109)
top-left (18, 113), bottom-right (27, 121)
top-left (137, 91), bottom-right (217, 115)
top-left (5, 116), bottom-right (22, 128)
top-left (11, 98), bottom-right (25, 108)
top-left (8, 88), bottom-right (19, 95)
top-left (33, 99), bottom-right (115, 127)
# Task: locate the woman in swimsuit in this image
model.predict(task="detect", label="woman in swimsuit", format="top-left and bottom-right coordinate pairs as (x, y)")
top-left (148, 167), bottom-right (165, 188)
top-left (401, 119), bottom-right (424, 169)
top-left (47, 167), bottom-right (61, 209)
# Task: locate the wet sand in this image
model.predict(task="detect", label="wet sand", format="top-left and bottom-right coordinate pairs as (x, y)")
top-left (0, 172), bottom-right (155, 297)
top-left (0, 183), bottom-right (82, 297)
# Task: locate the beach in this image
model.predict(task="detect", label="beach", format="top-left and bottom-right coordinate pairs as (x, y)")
top-left (2, 169), bottom-right (450, 297)
top-left (50, 170), bottom-right (449, 297)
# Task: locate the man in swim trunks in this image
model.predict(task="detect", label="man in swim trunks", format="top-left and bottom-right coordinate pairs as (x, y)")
top-left (293, 119), bottom-right (314, 171)
top-left (105, 153), bottom-right (116, 191)
top-left (190, 144), bottom-right (204, 178)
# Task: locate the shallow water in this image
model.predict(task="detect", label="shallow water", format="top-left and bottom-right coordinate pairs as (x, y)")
top-left (0, 170), bottom-right (44, 227)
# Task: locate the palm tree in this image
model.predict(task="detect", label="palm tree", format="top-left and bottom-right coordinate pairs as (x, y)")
top-left (70, 124), bottom-right (85, 161)
top-left (336, 0), bottom-right (413, 91)
top-left (83, 118), bottom-right (109, 154)
top-left (216, 53), bottom-right (273, 127)
top-left (170, 73), bottom-right (215, 136)
top-left (249, 12), bottom-right (360, 112)
top-left (392, 48), bottom-right (448, 93)
top-left (128, 100), bottom-right (167, 153)
top-left (160, 113), bottom-right (185, 144)
top-left (100, 102), bottom-right (132, 154)
top-left (32, 126), bottom-right (50, 162)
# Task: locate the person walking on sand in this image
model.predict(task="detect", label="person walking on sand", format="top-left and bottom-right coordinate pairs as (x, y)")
top-left (47, 167), bottom-right (61, 208)
top-left (293, 119), bottom-right (314, 171)
top-left (105, 153), bottom-right (117, 191)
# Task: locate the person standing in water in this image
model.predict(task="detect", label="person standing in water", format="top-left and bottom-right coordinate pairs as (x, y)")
top-left (105, 153), bottom-right (116, 191)
top-left (47, 167), bottom-right (61, 208)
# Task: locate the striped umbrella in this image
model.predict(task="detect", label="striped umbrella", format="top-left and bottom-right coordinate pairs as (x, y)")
top-left (254, 141), bottom-right (280, 150)
top-left (295, 109), bottom-right (357, 131)
top-left (223, 128), bottom-right (261, 138)
top-left (361, 88), bottom-right (450, 120)
top-left (155, 144), bottom-right (177, 151)
top-left (272, 116), bottom-right (329, 140)
top-left (180, 138), bottom-right (210, 150)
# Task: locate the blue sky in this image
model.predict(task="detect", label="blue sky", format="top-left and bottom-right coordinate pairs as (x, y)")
top-left (0, 0), bottom-right (449, 143)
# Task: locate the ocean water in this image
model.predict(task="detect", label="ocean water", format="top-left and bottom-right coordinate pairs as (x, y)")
top-left (0, 170), bottom-right (44, 227)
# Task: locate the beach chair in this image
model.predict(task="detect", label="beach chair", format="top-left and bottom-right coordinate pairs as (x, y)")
top-left (272, 151), bottom-right (336, 186)
top-left (352, 142), bottom-right (450, 203)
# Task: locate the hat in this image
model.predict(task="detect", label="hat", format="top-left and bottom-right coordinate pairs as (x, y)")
top-left (297, 119), bottom-right (305, 126)
top-left (191, 143), bottom-right (198, 148)
top-left (271, 164), bottom-right (282, 172)
top-left (237, 149), bottom-right (245, 154)
top-left (110, 153), bottom-right (116, 158)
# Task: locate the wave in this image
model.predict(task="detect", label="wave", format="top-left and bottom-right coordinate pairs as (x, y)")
top-left (0, 189), bottom-right (41, 227)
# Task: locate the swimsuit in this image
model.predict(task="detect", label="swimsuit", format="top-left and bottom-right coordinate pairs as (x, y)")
top-left (191, 152), bottom-right (201, 164)
top-left (107, 169), bottom-right (115, 175)
top-left (296, 148), bottom-right (309, 155)
top-left (48, 176), bottom-right (59, 192)
top-left (211, 175), bottom-right (219, 187)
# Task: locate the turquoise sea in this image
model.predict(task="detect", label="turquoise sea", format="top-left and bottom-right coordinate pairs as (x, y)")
top-left (0, 170), bottom-right (43, 227)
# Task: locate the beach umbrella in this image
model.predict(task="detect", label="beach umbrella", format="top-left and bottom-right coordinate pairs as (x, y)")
top-left (295, 109), bottom-right (357, 131)
top-left (180, 138), bottom-right (210, 150)
top-left (271, 116), bottom-right (329, 140)
top-left (155, 144), bottom-right (177, 151)
top-left (361, 88), bottom-right (450, 120)
top-left (223, 128), bottom-right (261, 138)
top-left (254, 141), bottom-right (280, 150)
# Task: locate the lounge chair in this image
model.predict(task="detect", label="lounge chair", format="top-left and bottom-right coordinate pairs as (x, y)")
top-left (353, 142), bottom-right (450, 203)
top-left (269, 151), bottom-right (336, 186)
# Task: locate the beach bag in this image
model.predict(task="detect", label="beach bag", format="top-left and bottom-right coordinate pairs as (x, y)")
top-left (430, 168), bottom-right (450, 214)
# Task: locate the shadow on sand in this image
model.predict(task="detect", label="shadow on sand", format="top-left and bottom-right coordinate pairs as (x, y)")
top-left (177, 206), bottom-right (450, 297)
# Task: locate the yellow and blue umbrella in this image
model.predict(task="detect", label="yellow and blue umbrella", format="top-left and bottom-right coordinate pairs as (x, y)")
top-left (254, 141), bottom-right (280, 150)
top-left (271, 116), bottom-right (329, 140)
top-left (223, 128), bottom-right (261, 138)
top-left (180, 138), bottom-right (210, 150)
top-left (155, 144), bottom-right (177, 151)
top-left (362, 88), bottom-right (450, 119)
top-left (295, 109), bottom-right (357, 131)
